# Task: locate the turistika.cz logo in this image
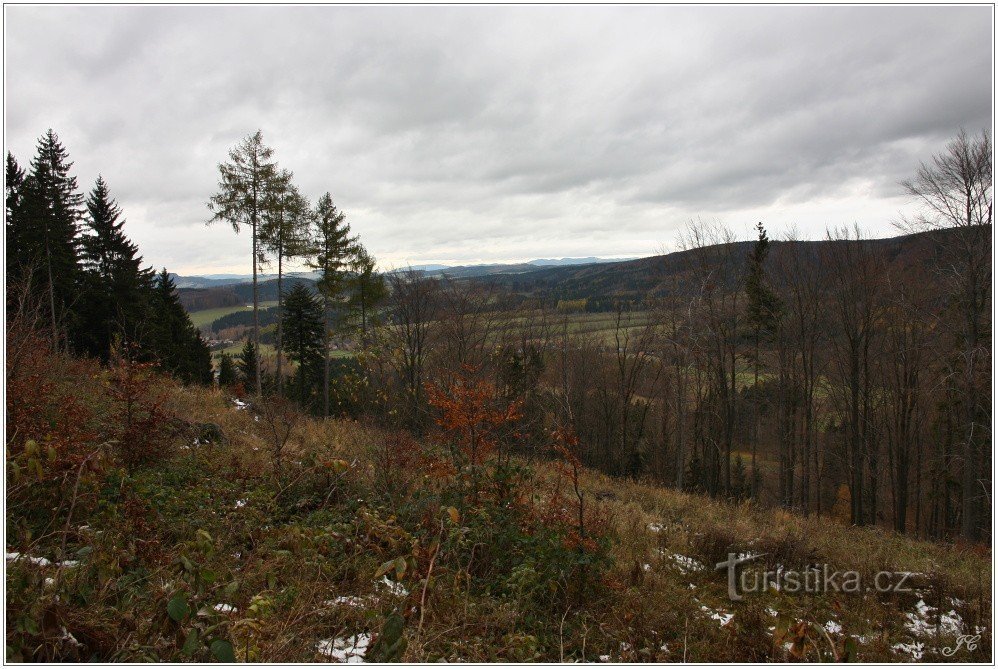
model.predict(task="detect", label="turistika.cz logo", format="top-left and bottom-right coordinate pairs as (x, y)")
top-left (715, 553), bottom-right (916, 601)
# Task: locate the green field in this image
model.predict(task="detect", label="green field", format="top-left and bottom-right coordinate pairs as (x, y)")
top-left (188, 301), bottom-right (278, 330)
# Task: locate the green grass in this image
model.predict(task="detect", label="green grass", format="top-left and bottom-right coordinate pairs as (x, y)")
top-left (188, 301), bottom-right (278, 330)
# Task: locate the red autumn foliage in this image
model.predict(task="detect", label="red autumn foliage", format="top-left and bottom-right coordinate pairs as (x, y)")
top-left (425, 366), bottom-right (522, 468)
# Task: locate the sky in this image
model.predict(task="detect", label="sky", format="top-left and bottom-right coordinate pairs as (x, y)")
top-left (4, 6), bottom-right (993, 275)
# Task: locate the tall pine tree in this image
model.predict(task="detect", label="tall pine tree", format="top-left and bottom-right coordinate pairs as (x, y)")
top-left (347, 244), bottom-right (386, 348)
top-left (282, 283), bottom-right (325, 407)
top-left (77, 175), bottom-right (155, 361)
top-left (5, 152), bottom-right (26, 282)
top-left (308, 193), bottom-right (356, 416)
top-left (11, 130), bottom-right (85, 350)
top-left (744, 221), bottom-right (781, 492)
top-left (207, 130), bottom-right (282, 397)
top-left (260, 171), bottom-right (312, 395)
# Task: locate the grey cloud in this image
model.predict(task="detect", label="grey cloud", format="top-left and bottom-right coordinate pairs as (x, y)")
top-left (4, 6), bottom-right (992, 272)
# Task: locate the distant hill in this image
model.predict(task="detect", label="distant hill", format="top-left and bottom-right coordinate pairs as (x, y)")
top-left (180, 230), bottom-right (966, 313)
top-left (171, 271), bottom-right (322, 289)
top-left (179, 276), bottom-right (317, 312)
top-left (463, 228), bottom-right (970, 308)
top-left (173, 259), bottom-right (630, 288)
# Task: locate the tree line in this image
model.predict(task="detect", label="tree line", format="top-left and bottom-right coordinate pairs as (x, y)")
top-left (6, 130), bottom-right (212, 383)
top-left (206, 131), bottom-right (385, 416)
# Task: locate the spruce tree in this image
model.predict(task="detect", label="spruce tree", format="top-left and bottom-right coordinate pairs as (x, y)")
top-left (207, 130), bottom-right (282, 397)
top-left (5, 152), bottom-right (26, 282)
top-left (237, 339), bottom-right (258, 387)
top-left (308, 193), bottom-right (357, 416)
top-left (17, 130), bottom-right (85, 350)
top-left (77, 176), bottom-right (154, 361)
top-left (281, 283), bottom-right (325, 407)
top-left (149, 268), bottom-right (212, 385)
top-left (744, 221), bottom-right (781, 492)
top-left (218, 351), bottom-right (237, 387)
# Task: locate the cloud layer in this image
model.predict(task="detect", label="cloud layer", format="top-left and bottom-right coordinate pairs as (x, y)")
top-left (5, 6), bottom-right (992, 273)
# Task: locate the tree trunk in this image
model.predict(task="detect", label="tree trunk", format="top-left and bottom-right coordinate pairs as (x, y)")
top-left (252, 218), bottom-right (261, 397)
top-left (323, 291), bottom-right (330, 418)
top-left (276, 247), bottom-right (283, 398)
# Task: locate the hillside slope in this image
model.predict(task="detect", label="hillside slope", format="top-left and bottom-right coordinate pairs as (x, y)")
top-left (472, 228), bottom-right (963, 304)
top-left (7, 357), bottom-right (991, 662)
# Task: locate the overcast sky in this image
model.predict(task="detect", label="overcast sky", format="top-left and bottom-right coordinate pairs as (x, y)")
top-left (4, 6), bottom-right (993, 274)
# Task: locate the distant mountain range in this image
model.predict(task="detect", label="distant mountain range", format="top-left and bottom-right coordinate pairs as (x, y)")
top-left (172, 257), bottom-right (634, 288)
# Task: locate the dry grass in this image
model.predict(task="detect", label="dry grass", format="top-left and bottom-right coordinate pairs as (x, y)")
top-left (8, 378), bottom-right (992, 663)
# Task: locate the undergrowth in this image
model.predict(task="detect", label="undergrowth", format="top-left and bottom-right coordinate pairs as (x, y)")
top-left (5, 343), bottom-right (992, 662)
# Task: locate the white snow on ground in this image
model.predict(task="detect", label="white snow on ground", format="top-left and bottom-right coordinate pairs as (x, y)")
top-left (669, 553), bottom-right (705, 574)
top-left (378, 577), bottom-right (409, 597)
top-left (213, 603), bottom-right (237, 613)
top-left (904, 599), bottom-right (964, 637)
top-left (324, 596), bottom-right (373, 608)
top-left (647, 523), bottom-right (664, 533)
top-left (6, 552), bottom-right (78, 568)
top-left (57, 626), bottom-right (82, 649)
top-left (642, 563), bottom-right (652, 572)
top-left (892, 641), bottom-right (926, 661)
top-left (316, 634), bottom-right (371, 662)
top-left (700, 604), bottom-right (734, 627)
top-left (234, 499), bottom-right (247, 508)
top-left (232, 398), bottom-right (248, 410)
top-left (824, 620), bottom-right (842, 635)
top-left (598, 655), bottom-right (610, 662)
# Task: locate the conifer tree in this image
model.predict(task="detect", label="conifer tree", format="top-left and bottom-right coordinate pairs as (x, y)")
top-left (77, 176), bottom-right (154, 361)
top-left (149, 268), bottom-right (212, 385)
top-left (16, 130), bottom-right (85, 350)
top-left (260, 172), bottom-right (313, 395)
top-left (207, 130), bottom-right (282, 397)
top-left (237, 339), bottom-right (259, 387)
top-left (218, 352), bottom-right (237, 387)
top-left (308, 193), bottom-right (357, 416)
top-left (281, 283), bottom-right (325, 406)
top-left (744, 222), bottom-right (781, 492)
top-left (348, 244), bottom-right (386, 347)
top-left (5, 152), bottom-right (26, 282)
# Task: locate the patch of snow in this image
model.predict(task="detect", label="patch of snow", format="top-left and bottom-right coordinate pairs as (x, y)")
top-left (765, 607), bottom-right (779, 617)
top-left (904, 599), bottom-right (964, 637)
top-left (6, 552), bottom-right (77, 569)
top-left (213, 603), bottom-right (237, 613)
top-left (700, 604), bottom-right (734, 627)
top-left (892, 641), bottom-right (925, 661)
top-left (232, 398), bottom-right (248, 410)
top-left (378, 576), bottom-right (409, 597)
top-left (316, 633), bottom-right (371, 662)
top-left (598, 655), bottom-right (610, 662)
top-left (642, 563), bottom-right (651, 572)
top-left (6, 552), bottom-right (51, 567)
top-left (324, 595), bottom-right (372, 608)
top-left (234, 499), bottom-right (247, 508)
top-left (824, 620), bottom-right (842, 635)
top-left (670, 553), bottom-right (705, 574)
top-left (57, 626), bottom-right (82, 649)
top-left (647, 522), bottom-right (664, 533)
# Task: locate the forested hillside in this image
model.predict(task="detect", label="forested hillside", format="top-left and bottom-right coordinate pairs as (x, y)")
top-left (5, 128), bottom-right (992, 663)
